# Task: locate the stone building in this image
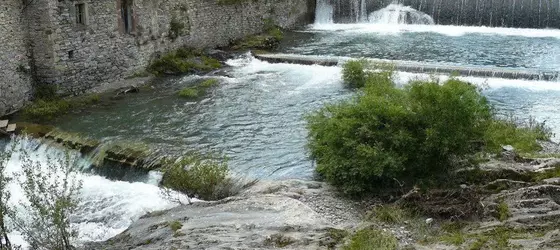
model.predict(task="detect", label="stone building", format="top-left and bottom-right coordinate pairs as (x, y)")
top-left (0, 0), bottom-right (315, 116)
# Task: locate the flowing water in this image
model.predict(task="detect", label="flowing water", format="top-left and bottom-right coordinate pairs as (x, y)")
top-left (0, 137), bottom-right (185, 247)
top-left (5, 1), bottom-right (560, 247)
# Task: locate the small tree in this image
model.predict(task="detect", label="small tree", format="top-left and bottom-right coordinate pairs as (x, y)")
top-left (14, 148), bottom-right (82, 250)
top-left (0, 142), bottom-right (14, 250)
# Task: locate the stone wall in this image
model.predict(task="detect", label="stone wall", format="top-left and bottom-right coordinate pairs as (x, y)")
top-left (24, 0), bottom-right (315, 95)
top-left (0, 0), bottom-right (33, 116)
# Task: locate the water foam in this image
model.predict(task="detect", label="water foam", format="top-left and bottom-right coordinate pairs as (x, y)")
top-left (2, 137), bottom-right (182, 247)
top-left (308, 23), bottom-right (560, 38)
top-left (369, 3), bottom-right (435, 25)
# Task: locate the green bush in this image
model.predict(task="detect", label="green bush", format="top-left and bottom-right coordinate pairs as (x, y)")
top-left (307, 72), bottom-right (493, 194)
top-left (343, 228), bottom-right (398, 250)
top-left (342, 60), bottom-right (394, 88)
top-left (341, 59), bottom-right (369, 88)
top-left (161, 153), bottom-right (231, 200)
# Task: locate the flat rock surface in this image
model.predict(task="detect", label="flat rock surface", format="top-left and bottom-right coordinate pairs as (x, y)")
top-left (83, 180), bottom-right (362, 250)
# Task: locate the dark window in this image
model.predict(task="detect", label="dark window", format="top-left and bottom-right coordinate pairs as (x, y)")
top-left (76, 4), bottom-right (86, 25)
top-left (121, 0), bottom-right (133, 33)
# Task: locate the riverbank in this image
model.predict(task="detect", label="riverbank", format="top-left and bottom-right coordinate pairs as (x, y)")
top-left (82, 147), bottom-right (560, 249)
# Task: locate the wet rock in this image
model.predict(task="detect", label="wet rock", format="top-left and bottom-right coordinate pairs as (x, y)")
top-left (83, 180), bottom-right (362, 250)
top-left (501, 145), bottom-right (518, 162)
top-left (206, 49), bottom-right (233, 62)
top-left (115, 85), bottom-right (140, 96)
top-left (84, 195), bottom-right (341, 250)
top-left (483, 184), bottom-right (560, 229)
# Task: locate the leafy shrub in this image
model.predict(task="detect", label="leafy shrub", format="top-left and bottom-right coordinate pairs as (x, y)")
top-left (342, 59), bottom-right (369, 88)
top-left (161, 153), bottom-right (232, 200)
top-left (308, 72), bottom-right (493, 194)
top-left (343, 228), bottom-right (398, 250)
top-left (342, 60), bottom-right (394, 88)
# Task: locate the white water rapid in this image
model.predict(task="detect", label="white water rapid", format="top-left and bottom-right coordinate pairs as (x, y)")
top-left (1, 137), bottom-right (184, 248)
top-left (314, 0), bottom-right (434, 25)
top-left (368, 3), bottom-right (435, 25)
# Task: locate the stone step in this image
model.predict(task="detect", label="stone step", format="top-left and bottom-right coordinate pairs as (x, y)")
top-left (0, 120), bottom-right (8, 128)
top-left (6, 124), bottom-right (16, 132)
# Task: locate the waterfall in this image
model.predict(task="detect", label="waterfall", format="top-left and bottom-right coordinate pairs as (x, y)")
top-left (314, 0), bottom-right (434, 25)
top-left (369, 3), bottom-right (435, 25)
top-left (315, 0), bottom-right (334, 24)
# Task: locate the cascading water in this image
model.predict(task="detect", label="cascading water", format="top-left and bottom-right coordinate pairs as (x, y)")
top-left (315, 0), bottom-right (334, 24)
top-left (314, 0), bottom-right (560, 28)
top-left (368, 3), bottom-right (435, 25)
top-left (1, 137), bottom-right (185, 248)
top-left (314, 0), bottom-right (434, 25)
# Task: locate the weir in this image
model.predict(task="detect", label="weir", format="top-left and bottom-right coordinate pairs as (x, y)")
top-left (254, 53), bottom-right (560, 81)
top-left (317, 0), bottom-right (560, 28)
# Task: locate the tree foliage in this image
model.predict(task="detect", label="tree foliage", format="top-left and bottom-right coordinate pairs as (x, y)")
top-left (0, 138), bottom-right (82, 250)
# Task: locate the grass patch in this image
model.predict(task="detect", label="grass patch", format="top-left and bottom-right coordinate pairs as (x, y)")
top-left (177, 78), bottom-right (220, 100)
top-left (177, 87), bottom-right (200, 99)
top-left (368, 205), bottom-right (411, 224)
top-left (321, 228), bottom-right (349, 249)
top-left (532, 164), bottom-right (560, 181)
top-left (161, 153), bottom-right (240, 200)
top-left (200, 79), bottom-right (219, 88)
top-left (147, 48), bottom-right (221, 76)
top-left (496, 200), bottom-right (511, 222)
top-left (484, 118), bottom-right (549, 154)
top-left (22, 94), bottom-right (101, 122)
top-left (343, 228), bottom-right (398, 250)
top-left (168, 220), bottom-right (182, 232)
top-left (232, 19), bottom-right (283, 50)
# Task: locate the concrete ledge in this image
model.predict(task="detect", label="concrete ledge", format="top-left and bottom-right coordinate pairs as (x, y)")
top-left (253, 53), bottom-right (560, 81)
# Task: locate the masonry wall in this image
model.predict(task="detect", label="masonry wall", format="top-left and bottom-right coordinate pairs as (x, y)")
top-left (0, 0), bottom-right (33, 116)
top-left (24, 0), bottom-right (315, 95)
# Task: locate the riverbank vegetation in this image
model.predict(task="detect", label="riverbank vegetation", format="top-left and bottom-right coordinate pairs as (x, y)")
top-left (307, 60), bottom-right (552, 196)
top-left (21, 84), bottom-right (101, 122)
top-left (0, 139), bottom-right (82, 249)
top-left (177, 78), bottom-right (219, 99)
top-left (147, 48), bottom-right (221, 76)
top-left (231, 19), bottom-right (284, 51)
top-left (161, 153), bottom-right (249, 200)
